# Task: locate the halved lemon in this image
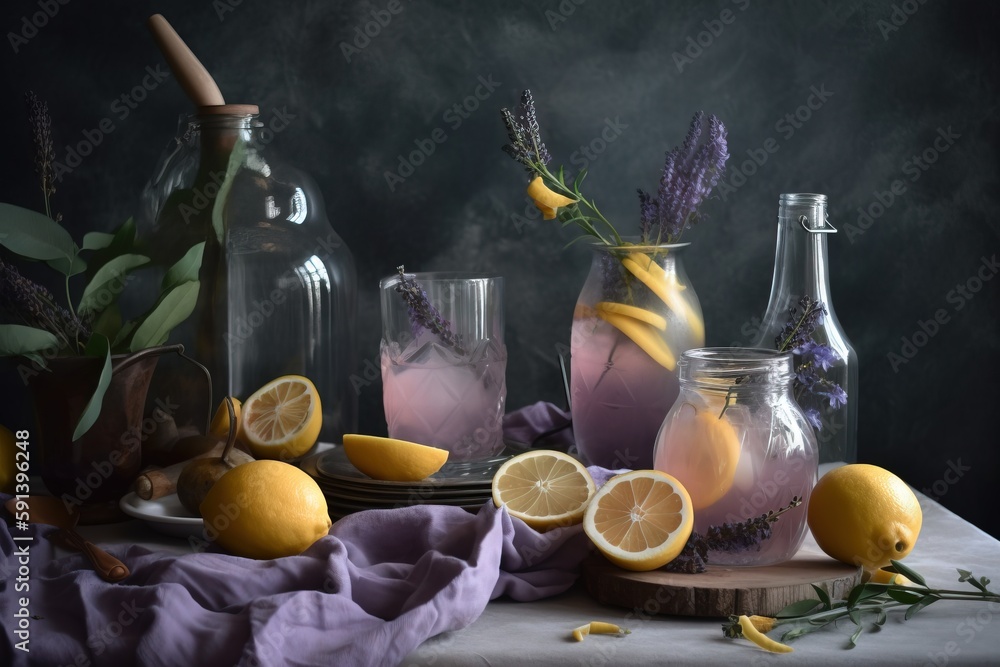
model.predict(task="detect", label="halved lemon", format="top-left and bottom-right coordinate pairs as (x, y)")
top-left (492, 450), bottom-right (596, 531)
top-left (242, 375), bottom-right (322, 460)
top-left (342, 434), bottom-right (448, 481)
top-left (583, 470), bottom-right (694, 571)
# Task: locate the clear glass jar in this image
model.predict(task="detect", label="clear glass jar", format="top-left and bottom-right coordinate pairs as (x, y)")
top-left (653, 348), bottom-right (818, 566)
top-left (571, 241), bottom-right (704, 469)
top-left (138, 105), bottom-right (357, 444)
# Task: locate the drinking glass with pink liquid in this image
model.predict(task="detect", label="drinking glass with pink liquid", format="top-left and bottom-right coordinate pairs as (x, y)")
top-left (653, 348), bottom-right (818, 566)
top-left (380, 271), bottom-right (506, 462)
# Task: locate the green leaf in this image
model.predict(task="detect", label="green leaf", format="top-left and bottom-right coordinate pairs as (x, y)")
top-left (0, 324), bottom-right (61, 357)
top-left (211, 141), bottom-right (246, 242)
top-left (848, 583), bottom-right (888, 608)
top-left (849, 623), bottom-right (863, 647)
top-left (86, 218), bottom-right (138, 281)
top-left (47, 252), bottom-right (87, 277)
top-left (82, 231), bottom-right (115, 251)
top-left (887, 588), bottom-right (924, 605)
top-left (129, 281), bottom-right (200, 351)
top-left (888, 560), bottom-right (926, 587)
top-left (161, 242), bottom-right (205, 292)
top-left (811, 584), bottom-right (832, 610)
top-left (904, 595), bottom-right (939, 620)
top-left (776, 599), bottom-right (824, 618)
top-left (781, 626), bottom-right (821, 642)
top-left (572, 168), bottom-right (589, 192)
top-left (111, 319), bottom-right (138, 351)
top-left (91, 304), bottom-right (122, 339)
top-left (848, 608), bottom-right (861, 626)
top-left (957, 569), bottom-right (973, 582)
top-left (72, 333), bottom-right (112, 441)
top-left (875, 609), bottom-right (887, 627)
top-left (0, 203), bottom-right (78, 263)
top-left (77, 253), bottom-right (150, 315)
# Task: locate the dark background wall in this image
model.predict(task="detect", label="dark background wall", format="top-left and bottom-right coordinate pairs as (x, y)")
top-left (1, 0), bottom-right (997, 538)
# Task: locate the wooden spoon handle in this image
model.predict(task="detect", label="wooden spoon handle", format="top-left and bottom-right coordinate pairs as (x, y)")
top-left (63, 530), bottom-right (130, 583)
top-left (147, 14), bottom-right (225, 107)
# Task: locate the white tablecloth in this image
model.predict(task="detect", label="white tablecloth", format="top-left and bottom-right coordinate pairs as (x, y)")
top-left (77, 464), bottom-right (1000, 666)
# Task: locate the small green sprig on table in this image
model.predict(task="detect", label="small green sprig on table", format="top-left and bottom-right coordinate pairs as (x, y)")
top-left (723, 560), bottom-right (1000, 652)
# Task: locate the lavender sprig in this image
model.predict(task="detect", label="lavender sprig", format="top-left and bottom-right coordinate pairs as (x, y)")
top-left (0, 258), bottom-right (90, 351)
top-left (775, 296), bottom-right (848, 431)
top-left (638, 111), bottom-right (729, 244)
top-left (501, 90), bottom-right (551, 173)
top-left (25, 91), bottom-right (57, 219)
top-left (393, 266), bottom-right (465, 355)
top-left (665, 496), bottom-right (803, 573)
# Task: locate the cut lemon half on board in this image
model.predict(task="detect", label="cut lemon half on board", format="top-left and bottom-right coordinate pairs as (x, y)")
top-left (242, 375), bottom-right (322, 460)
top-left (342, 434), bottom-right (449, 482)
top-left (583, 470), bottom-right (694, 571)
top-left (492, 450), bottom-right (596, 531)
top-left (656, 405), bottom-right (741, 510)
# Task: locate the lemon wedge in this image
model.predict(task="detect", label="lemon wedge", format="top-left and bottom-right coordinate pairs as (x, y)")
top-left (342, 434), bottom-right (449, 482)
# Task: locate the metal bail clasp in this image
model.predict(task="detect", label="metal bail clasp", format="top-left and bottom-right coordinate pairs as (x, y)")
top-left (799, 214), bottom-right (837, 233)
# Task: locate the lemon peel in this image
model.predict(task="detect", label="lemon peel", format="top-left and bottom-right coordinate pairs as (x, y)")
top-left (738, 615), bottom-right (793, 653)
top-left (527, 176), bottom-right (577, 220)
top-left (571, 621), bottom-right (630, 642)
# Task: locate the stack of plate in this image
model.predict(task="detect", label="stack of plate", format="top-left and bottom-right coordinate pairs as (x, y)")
top-left (301, 447), bottom-right (510, 520)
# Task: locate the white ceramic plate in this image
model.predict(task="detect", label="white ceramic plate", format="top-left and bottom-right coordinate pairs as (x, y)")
top-left (119, 492), bottom-right (204, 539)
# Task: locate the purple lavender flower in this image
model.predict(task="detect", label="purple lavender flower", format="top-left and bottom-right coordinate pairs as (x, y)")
top-left (501, 90), bottom-right (550, 174)
top-left (666, 497), bottom-right (802, 574)
top-left (775, 296), bottom-right (825, 353)
top-left (393, 266), bottom-right (465, 354)
top-left (774, 296), bottom-right (847, 432)
top-left (0, 258), bottom-right (90, 349)
top-left (803, 407), bottom-right (823, 430)
top-left (638, 112), bottom-right (729, 243)
top-left (794, 339), bottom-right (839, 372)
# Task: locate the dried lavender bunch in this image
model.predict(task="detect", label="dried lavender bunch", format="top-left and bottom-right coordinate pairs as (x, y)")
top-left (776, 296), bottom-right (848, 430)
top-left (666, 496), bottom-right (803, 574)
top-left (25, 91), bottom-right (57, 219)
top-left (393, 266), bottom-right (465, 354)
top-left (0, 258), bottom-right (90, 350)
top-left (638, 111), bottom-right (729, 244)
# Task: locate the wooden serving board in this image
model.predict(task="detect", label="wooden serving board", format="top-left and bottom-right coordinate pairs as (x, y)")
top-left (582, 548), bottom-right (861, 618)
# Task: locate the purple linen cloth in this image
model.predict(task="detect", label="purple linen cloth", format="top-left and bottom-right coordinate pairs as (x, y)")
top-left (0, 402), bottom-right (602, 667)
top-left (1, 502), bottom-right (590, 667)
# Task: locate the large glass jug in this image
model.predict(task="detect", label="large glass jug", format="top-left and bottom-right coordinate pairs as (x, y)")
top-left (138, 104), bottom-right (357, 444)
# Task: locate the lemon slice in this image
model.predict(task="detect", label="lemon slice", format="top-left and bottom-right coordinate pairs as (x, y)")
top-left (657, 406), bottom-right (741, 510)
top-left (595, 309), bottom-right (676, 370)
top-left (583, 469), bottom-right (694, 571)
top-left (623, 252), bottom-right (705, 346)
top-left (208, 397), bottom-right (242, 439)
top-left (594, 301), bottom-right (667, 331)
top-left (241, 375), bottom-right (322, 460)
top-left (342, 434), bottom-right (449, 481)
top-left (492, 450), bottom-right (596, 531)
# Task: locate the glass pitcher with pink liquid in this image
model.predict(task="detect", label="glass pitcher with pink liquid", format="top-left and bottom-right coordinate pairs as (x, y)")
top-left (653, 348), bottom-right (818, 566)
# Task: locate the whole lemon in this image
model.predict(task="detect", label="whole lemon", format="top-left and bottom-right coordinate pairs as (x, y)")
top-left (808, 464), bottom-right (922, 571)
top-left (200, 460), bottom-right (331, 559)
top-left (0, 425), bottom-right (17, 494)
